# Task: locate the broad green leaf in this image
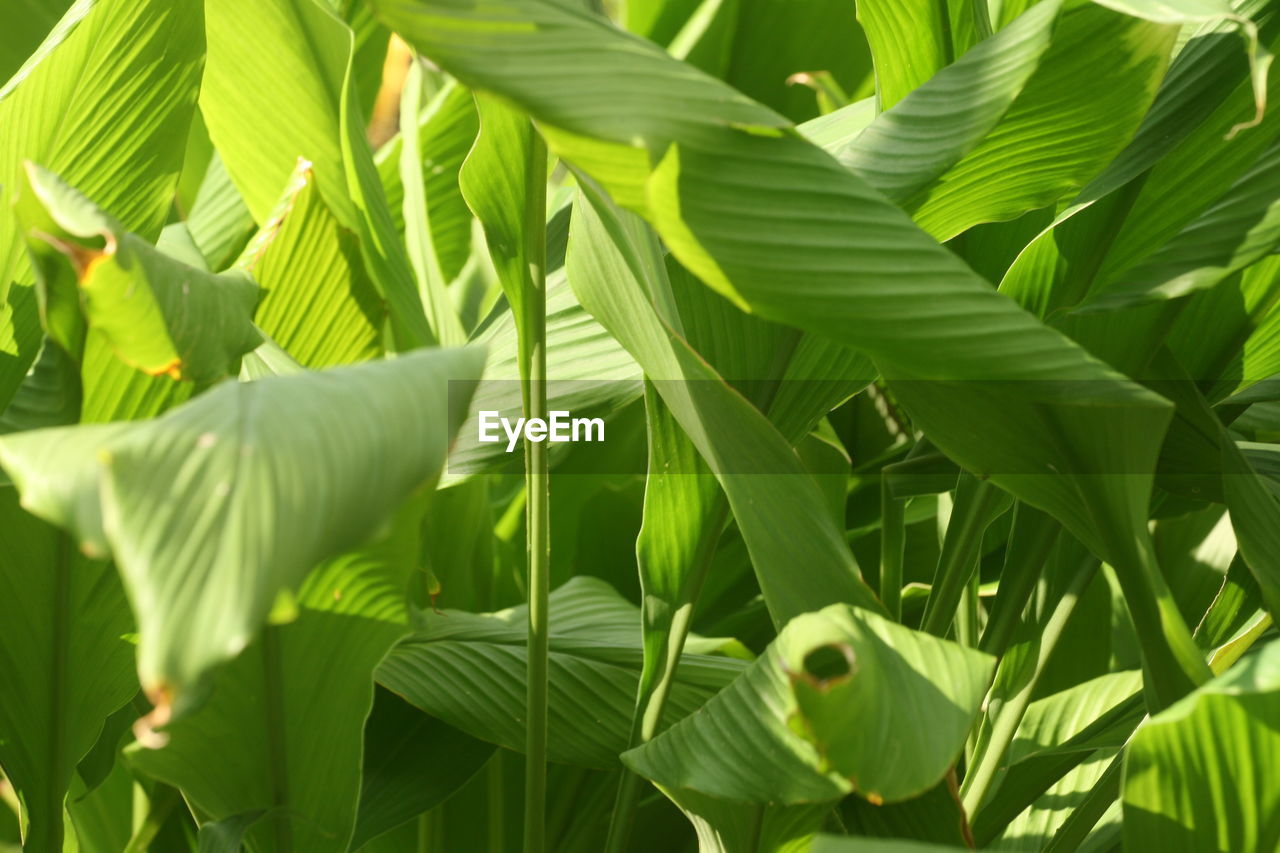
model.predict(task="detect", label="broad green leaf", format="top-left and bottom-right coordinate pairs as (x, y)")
top-left (0, 341), bottom-right (79, 435)
top-left (0, 0), bottom-right (74, 83)
top-left (369, 3), bottom-right (1202, 710)
top-left (1122, 639), bottom-right (1280, 852)
top-left (186, 154), bottom-right (256, 274)
top-left (376, 577), bottom-right (747, 768)
top-left (1001, 4), bottom-right (1280, 320)
top-left (840, 776), bottom-right (971, 847)
top-left (128, 499), bottom-right (428, 853)
top-left (200, 0), bottom-right (433, 350)
top-left (1167, 256), bottom-right (1280, 402)
top-left (0, 490), bottom-right (136, 852)
top-left (722, 0), bottom-right (874, 122)
top-left (0, 347), bottom-right (484, 713)
top-left (567, 182), bottom-right (882, 624)
top-left (350, 689), bottom-right (494, 850)
top-left (990, 670), bottom-right (1143, 850)
top-left (664, 789), bottom-right (830, 853)
top-left (905, 2), bottom-right (1172, 241)
top-left (624, 605), bottom-right (993, 804)
top-left (20, 164), bottom-right (261, 383)
top-left (1082, 136), bottom-right (1280, 310)
top-left (0, 0), bottom-right (204, 404)
top-left (237, 161), bottom-right (384, 368)
top-left (400, 63), bottom-right (468, 346)
top-left (836, 0), bottom-right (1063, 206)
top-left (374, 79), bottom-right (477, 284)
top-left (460, 94), bottom-right (546, 377)
top-left (856, 0), bottom-right (978, 110)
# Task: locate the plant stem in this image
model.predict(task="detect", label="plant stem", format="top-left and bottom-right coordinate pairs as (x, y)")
top-left (522, 131), bottom-right (550, 853)
top-left (488, 751), bottom-right (506, 853)
top-left (262, 626), bottom-right (294, 853)
top-left (880, 476), bottom-right (905, 621)
top-left (979, 504), bottom-right (1058, 657)
top-left (961, 558), bottom-right (1098, 816)
top-left (923, 476), bottom-right (1004, 636)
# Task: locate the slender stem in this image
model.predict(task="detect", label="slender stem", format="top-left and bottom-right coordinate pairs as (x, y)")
top-left (922, 477), bottom-right (1004, 637)
top-left (979, 505), bottom-right (1058, 657)
top-left (33, 534), bottom-right (73, 852)
top-left (521, 131), bottom-right (550, 853)
top-left (488, 751), bottom-right (506, 853)
top-left (961, 559), bottom-right (1098, 816)
top-left (262, 626), bottom-right (293, 853)
top-left (880, 476), bottom-right (905, 621)
top-left (956, 556), bottom-right (980, 648)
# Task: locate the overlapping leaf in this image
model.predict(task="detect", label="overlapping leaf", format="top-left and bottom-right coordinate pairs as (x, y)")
top-left (238, 161), bottom-right (383, 368)
top-left (377, 577), bottom-right (746, 769)
top-left (0, 0), bottom-right (203, 405)
top-left (19, 165), bottom-right (261, 383)
top-left (200, 0), bottom-right (432, 349)
top-left (623, 604), bottom-right (993, 804)
top-left (1123, 639), bottom-right (1280, 852)
top-left (0, 347), bottom-right (484, 714)
top-left (128, 501), bottom-right (429, 853)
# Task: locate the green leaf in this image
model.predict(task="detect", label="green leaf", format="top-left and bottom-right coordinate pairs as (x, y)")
top-left (460, 93), bottom-right (547, 376)
top-left (836, 0), bottom-right (1063, 206)
top-left (0, 347), bottom-right (484, 713)
top-left (1082, 136), bottom-right (1280, 310)
top-left (129, 498), bottom-right (429, 853)
top-left (20, 164), bottom-right (261, 384)
top-left (373, 79), bottom-right (477, 284)
top-left (567, 182), bottom-right (882, 624)
top-left (376, 577), bottom-right (747, 769)
top-left (988, 670), bottom-right (1143, 849)
top-left (237, 161), bottom-right (384, 368)
top-left (0, 490), bottom-right (137, 852)
top-left (0, 0), bottom-right (73, 83)
top-left (900, 3), bottom-right (1174, 240)
top-left (370, 1), bottom-right (1207, 713)
top-left (0, 0), bottom-right (204, 404)
top-left (200, 0), bottom-right (433, 350)
top-left (400, 62), bottom-right (468, 347)
top-left (186, 154), bottom-right (256, 274)
top-left (812, 837), bottom-right (964, 853)
top-left (856, 0), bottom-right (969, 110)
top-left (623, 605), bottom-right (993, 805)
top-left (350, 689), bottom-right (494, 850)
top-left (1122, 639), bottom-right (1280, 852)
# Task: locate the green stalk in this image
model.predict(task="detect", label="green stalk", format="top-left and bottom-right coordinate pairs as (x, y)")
top-left (521, 133), bottom-right (550, 853)
top-left (922, 476), bottom-right (1005, 636)
top-left (880, 476), bottom-right (905, 621)
top-left (262, 626), bottom-right (294, 853)
top-left (961, 559), bottom-right (1098, 816)
top-left (979, 504), bottom-right (1058, 657)
top-left (487, 751), bottom-right (506, 853)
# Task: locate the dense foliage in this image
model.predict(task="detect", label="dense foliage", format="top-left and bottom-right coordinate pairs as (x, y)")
top-left (1, 0), bottom-right (1279, 851)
